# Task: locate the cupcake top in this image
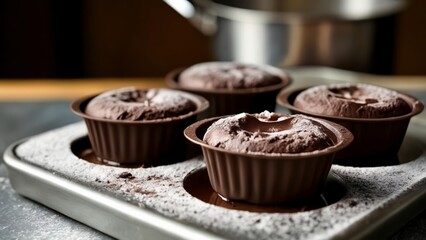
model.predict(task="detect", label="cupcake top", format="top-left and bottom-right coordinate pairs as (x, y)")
top-left (179, 62), bottom-right (284, 90)
top-left (203, 111), bottom-right (334, 154)
top-left (85, 87), bottom-right (197, 121)
top-left (294, 83), bottom-right (412, 118)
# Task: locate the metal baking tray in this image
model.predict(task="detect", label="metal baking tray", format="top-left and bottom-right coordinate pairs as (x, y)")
top-left (3, 117), bottom-right (426, 240)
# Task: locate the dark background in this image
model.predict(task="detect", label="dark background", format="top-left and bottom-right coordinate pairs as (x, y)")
top-left (0, 0), bottom-right (426, 78)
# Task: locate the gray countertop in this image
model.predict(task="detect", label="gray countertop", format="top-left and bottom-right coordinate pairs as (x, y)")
top-left (0, 101), bottom-right (112, 239)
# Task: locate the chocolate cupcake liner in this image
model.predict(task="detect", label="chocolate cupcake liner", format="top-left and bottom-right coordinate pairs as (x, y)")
top-left (277, 87), bottom-right (424, 167)
top-left (165, 66), bottom-right (292, 117)
top-left (83, 118), bottom-right (191, 165)
top-left (202, 148), bottom-right (334, 203)
top-left (184, 116), bottom-right (353, 204)
top-left (71, 89), bottom-right (209, 165)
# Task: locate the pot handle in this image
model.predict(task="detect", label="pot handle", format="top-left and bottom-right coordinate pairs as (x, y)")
top-left (164, 0), bottom-right (216, 35)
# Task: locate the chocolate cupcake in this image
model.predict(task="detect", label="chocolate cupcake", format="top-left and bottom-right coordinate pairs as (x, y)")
top-left (184, 111), bottom-right (353, 204)
top-left (71, 87), bottom-right (209, 165)
top-left (166, 62), bottom-right (292, 117)
top-left (277, 83), bottom-right (424, 167)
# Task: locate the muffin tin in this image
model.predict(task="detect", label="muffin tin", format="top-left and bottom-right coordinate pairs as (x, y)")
top-left (3, 69), bottom-right (426, 239)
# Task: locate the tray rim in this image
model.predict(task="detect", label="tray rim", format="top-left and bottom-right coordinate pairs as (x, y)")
top-left (3, 119), bottom-right (426, 240)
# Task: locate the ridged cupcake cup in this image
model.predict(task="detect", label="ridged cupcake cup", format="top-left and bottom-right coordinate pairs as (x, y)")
top-left (184, 115), bottom-right (353, 204)
top-left (277, 87), bottom-right (424, 167)
top-left (165, 64), bottom-right (292, 117)
top-left (71, 89), bottom-right (209, 166)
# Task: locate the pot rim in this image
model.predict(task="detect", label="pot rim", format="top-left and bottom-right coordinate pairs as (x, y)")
top-left (194, 0), bottom-right (406, 23)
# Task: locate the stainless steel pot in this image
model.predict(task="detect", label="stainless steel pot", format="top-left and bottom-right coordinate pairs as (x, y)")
top-left (165, 0), bottom-right (406, 73)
